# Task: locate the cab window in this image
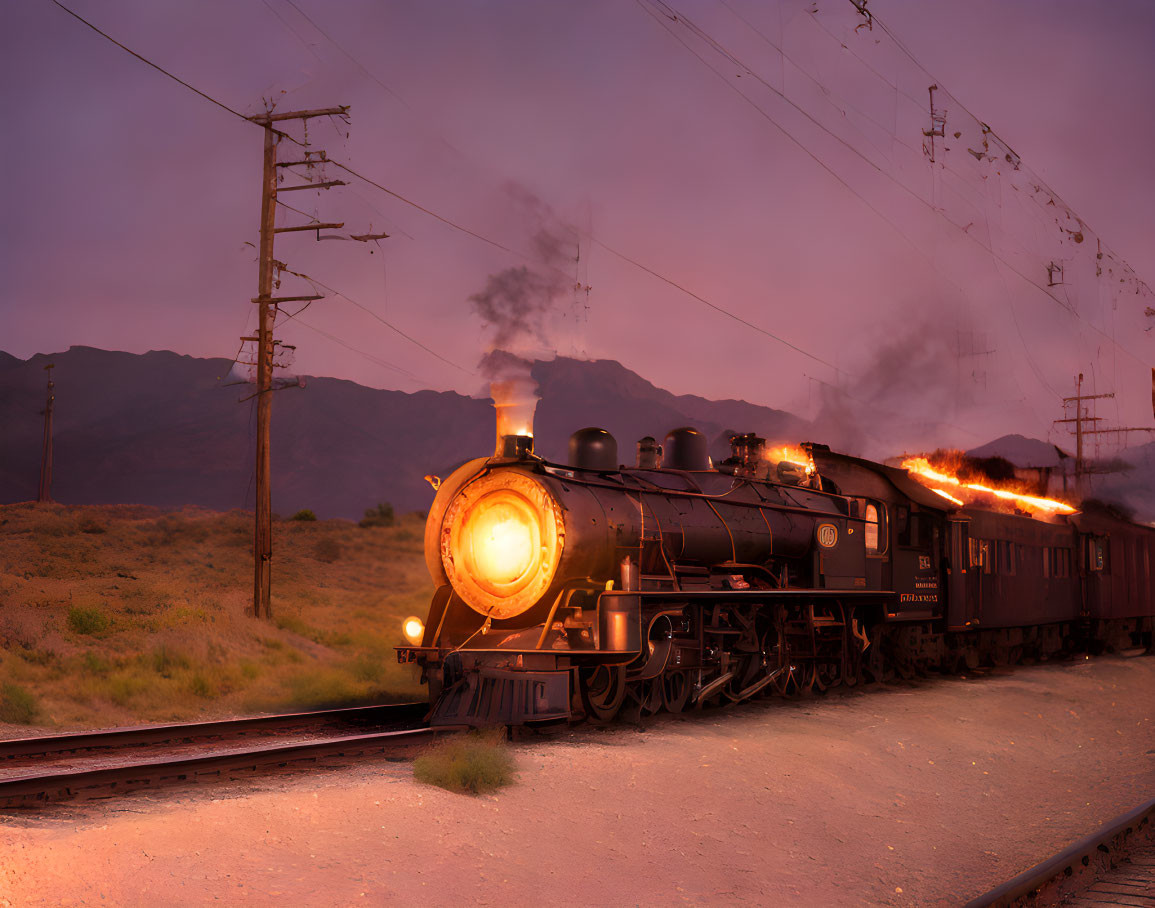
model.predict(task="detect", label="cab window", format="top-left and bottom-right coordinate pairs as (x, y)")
top-left (864, 504), bottom-right (879, 552)
top-left (851, 498), bottom-right (887, 555)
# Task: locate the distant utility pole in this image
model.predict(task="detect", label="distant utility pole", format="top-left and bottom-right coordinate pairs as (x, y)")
top-left (37, 363), bottom-right (55, 503)
top-left (245, 104), bottom-right (348, 619)
top-left (1054, 373), bottom-right (1155, 495)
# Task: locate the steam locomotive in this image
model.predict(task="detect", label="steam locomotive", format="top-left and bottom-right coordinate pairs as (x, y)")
top-left (396, 426), bottom-right (1155, 726)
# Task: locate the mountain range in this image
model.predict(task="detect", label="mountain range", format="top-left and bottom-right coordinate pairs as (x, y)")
top-left (2, 346), bottom-right (1150, 523)
top-left (0, 346), bottom-right (804, 520)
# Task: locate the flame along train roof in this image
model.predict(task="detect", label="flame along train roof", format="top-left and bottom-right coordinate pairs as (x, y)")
top-left (811, 445), bottom-right (1097, 524)
top-left (808, 446), bottom-right (985, 512)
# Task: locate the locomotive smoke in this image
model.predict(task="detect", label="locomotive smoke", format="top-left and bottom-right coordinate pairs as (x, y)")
top-left (812, 310), bottom-right (961, 457)
top-left (469, 183), bottom-right (575, 448)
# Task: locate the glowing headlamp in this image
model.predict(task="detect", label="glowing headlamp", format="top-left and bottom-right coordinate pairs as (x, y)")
top-left (440, 471), bottom-right (564, 619)
top-left (402, 616), bottom-right (425, 646)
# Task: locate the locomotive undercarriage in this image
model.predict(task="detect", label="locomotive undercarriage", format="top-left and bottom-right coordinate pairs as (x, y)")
top-left (580, 597), bottom-right (887, 725)
top-left (404, 591), bottom-right (894, 726)
top-left (403, 601), bottom-right (1153, 727)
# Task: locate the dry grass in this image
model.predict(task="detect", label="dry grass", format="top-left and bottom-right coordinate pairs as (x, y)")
top-left (0, 502), bottom-right (430, 731)
top-left (412, 731), bottom-right (516, 794)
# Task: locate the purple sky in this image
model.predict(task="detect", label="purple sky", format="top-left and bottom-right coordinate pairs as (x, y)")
top-left (2, 0), bottom-right (1153, 456)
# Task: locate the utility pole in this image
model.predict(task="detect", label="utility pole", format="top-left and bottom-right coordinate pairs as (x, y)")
top-left (1053, 374), bottom-right (1154, 495)
top-left (37, 363), bottom-right (55, 503)
top-left (1054, 374), bottom-right (1112, 495)
top-left (246, 104), bottom-right (347, 619)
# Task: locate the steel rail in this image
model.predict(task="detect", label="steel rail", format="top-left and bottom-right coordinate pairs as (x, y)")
top-left (964, 797), bottom-right (1155, 907)
top-left (0, 702), bottom-right (428, 761)
top-left (0, 725), bottom-right (456, 809)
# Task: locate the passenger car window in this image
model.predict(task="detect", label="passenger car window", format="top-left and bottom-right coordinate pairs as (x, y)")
top-left (1087, 538), bottom-right (1107, 572)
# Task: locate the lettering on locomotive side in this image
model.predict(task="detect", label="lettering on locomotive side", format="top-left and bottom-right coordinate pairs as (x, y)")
top-left (900, 593), bottom-right (940, 603)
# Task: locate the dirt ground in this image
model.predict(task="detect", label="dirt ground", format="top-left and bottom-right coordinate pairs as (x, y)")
top-left (1, 655), bottom-right (1153, 907)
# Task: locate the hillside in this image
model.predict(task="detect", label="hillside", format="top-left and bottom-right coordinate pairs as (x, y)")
top-left (0, 347), bottom-right (806, 519)
top-left (0, 502), bottom-right (428, 729)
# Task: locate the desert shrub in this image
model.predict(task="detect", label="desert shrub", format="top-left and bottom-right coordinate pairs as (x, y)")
top-left (77, 516), bottom-right (107, 534)
top-left (82, 652), bottom-right (111, 675)
top-left (413, 731), bottom-right (515, 795)
top-left (359, 502), bottom-right (395, 528)
top-left (239, 660), bottom-right (261, 680)
top-left (285, 669), bottom-right (358, 708)
top-left (67, 605), bottom-right (110, 636)
top-left (0, 682), bottom-right (41, 724)
top-left (16, 648), bottom-right (56, 667)
top-left (314, 538), bottom-right (342, 563)
top-left (226, 523), bottom-right (252, 548)
top-left (188, 673), bottom-right (216, 698)
top-left (160, 605), bottom-right (210, 627)
top-left (291, 509), bottom-right (317, 522)
top-left (273, 612), bottom-right (348, 648)
top-left (349, 652), bottom-right (386, 683)
top-left (106, 673), bottom-right (149, 707)
top-left (148, 515), bottom-right (209, 547)
top-left (274, 613), bottom-right (312, 637)
top-left (150, 645), bottom-right (190, 678)
top-left (38, 517), bottom-right (78, 537)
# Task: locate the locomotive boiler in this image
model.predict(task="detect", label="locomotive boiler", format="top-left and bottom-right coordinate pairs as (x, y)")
top-left (397, 426), bottom-right (892, 726)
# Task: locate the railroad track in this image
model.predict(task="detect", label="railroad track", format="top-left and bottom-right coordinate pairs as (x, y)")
top-left (0, 702), bottom-right (455, 809)
top-left (966, 797), bottom-right (1155, 906)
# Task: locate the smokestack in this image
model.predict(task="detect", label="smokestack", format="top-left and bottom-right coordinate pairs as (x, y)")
top-left (490, 373), bottom-right (537, 459)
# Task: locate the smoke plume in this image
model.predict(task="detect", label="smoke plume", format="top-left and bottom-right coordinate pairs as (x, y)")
top-left (468, 184), bottom-right (575, 441)
top-left (811, 309), bottom-right (961, 457)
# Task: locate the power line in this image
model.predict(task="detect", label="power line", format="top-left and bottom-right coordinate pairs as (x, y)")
top-left (291, 316), bottom-right (433, 387)
top-left (280, 0), bottom-right (413, 111)
top-left (325, 160), bottom-right (560, 274)
top-left (273, 194), bottom-right (320, 222)
top-left (327, 153), bottom-right (859, 374)
top-left (587, 237), bottom-right (841, 373)
top-left (272, 0), bottom-right (472, 164)
top-left (275, 262), bottom-right (475, 375)
top-left (272, 0), bottom-right (843, 375)
top-left (862, 0), bottom-right (1154, 299)
top-left (48, 0), bottom-right (250, 125)
top-left (47, 0), bottom-right (311, 149)
top-left (46, 0), bottom-right (864, 386)
top-left (258, 0), bottom-right (325, 63)
top-left (637, 0), bottom-right (1154, 370)
top-left (54, 0), bottom-right (1136, 433)
top-left (329, 156), bottom-right (999, 437)
top-left (47, 4), bottom-right (473, 386)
